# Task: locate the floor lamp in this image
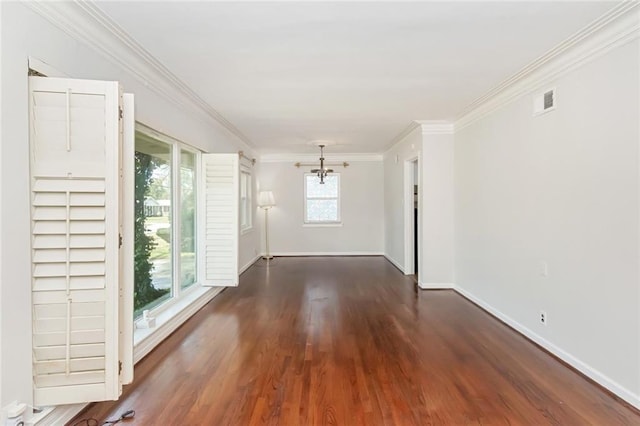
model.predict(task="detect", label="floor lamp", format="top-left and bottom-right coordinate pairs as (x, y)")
top-left (258, 191), bottom-right (276, 260)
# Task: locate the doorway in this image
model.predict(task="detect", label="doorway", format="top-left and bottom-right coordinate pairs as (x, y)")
top-left (414, 182), bottom-right (418, 275)
top-left (404, 158), bottom-right (419, 277)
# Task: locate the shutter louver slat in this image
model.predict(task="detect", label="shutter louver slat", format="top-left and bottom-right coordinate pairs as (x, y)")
top-left (34, 276), bottom-right (106, 292)
top-left (35, 371), bottom-right (106, 388)
top-left (35, 302), bottom-right (106, 318)
top-left (34, 330), bottom-right (106, 347)
top-left (33, 179), bottom-right (105, 193)
top-left (35, 357), bottom-right (106, 375)
top-left (30, 77), bottom-right (122, 405)
top-left (36, 316), bottom-right (105, 333)
top-left (33, 289), bottom-right (105, 305)
top-left (34, 343), bottom-right (106, 361)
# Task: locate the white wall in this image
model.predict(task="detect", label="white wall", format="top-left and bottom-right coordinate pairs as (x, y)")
top-left (455, 39), bottom-right (640, 400)
top-left (0, 0), bottom-right (3, 411)
top-left (383, 126), bottom-right (455, 287)
top-left (0, 2), bottom-right (260, 410)
top-left (258, 160), bottom-right (384, 255)
top-left (384, 127), bottom-right (422, 270)
top-left (421, 132), bottom-right (454, 287)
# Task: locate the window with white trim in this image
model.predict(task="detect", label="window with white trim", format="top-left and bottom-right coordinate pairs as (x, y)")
top-left (240, 167), bottom-right (252, 232)
top-left (304, 173), bottom-right (341, 223)
top-left (134, 128), bottom-right (200, 318)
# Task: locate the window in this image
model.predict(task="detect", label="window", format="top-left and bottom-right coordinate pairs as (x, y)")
top-left (180, 150), bottom-right (197, 289)
top-left (304, 173), bottom-right (340, 223)
top-left (135, 133), bottom-right (173, 317)
top-left (240, 167), bottom-right (252, 232)
top-left (134, 129), bottom-right (199, 318)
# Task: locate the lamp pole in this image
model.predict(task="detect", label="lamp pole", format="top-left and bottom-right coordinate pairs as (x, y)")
top-left (258, 191), bottom-right (275, 260)
top-left (263, 206), bottom-right (273, 260)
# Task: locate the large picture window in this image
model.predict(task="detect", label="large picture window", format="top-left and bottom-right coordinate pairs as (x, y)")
top-left (304, 173), bottom-right (340, 223)
top-left (134, 128), bottom-right (199, 318)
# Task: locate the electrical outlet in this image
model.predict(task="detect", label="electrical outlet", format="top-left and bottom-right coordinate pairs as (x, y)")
top-left (539, 311), bottom-right (547, 325)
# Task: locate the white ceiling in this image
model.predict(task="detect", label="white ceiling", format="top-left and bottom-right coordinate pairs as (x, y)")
top-left (97, 1), bottom-right (617, 154)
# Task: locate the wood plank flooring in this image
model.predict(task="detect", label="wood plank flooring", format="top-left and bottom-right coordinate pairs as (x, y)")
top-left (73, 256), bottom-right (640, 425)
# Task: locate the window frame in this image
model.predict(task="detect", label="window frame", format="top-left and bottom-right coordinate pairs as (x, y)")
top-left (134, 123), bottom-right (201, 323)
top-left (240, 165), bottom-right (253, 234)
top-left (303, 172), bottom-right (341, 225)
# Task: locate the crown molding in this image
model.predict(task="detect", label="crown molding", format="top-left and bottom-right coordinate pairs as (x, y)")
top-left (382, 119), bottom-right (454, 156)
top-left (260, 153), bottom-right (383, 163)
top-left (23, 1), bottom-right (253, 151)
top-left (383, 2), bottom-right (639, 147)
top-left (24, 1), bottom-right (638, 151)
top-left (384, 121), bottom-right (421, 153)
top-left (455, 2), bottom-right (640, 131)
top-left (417, 120), bottom-right (455, 135)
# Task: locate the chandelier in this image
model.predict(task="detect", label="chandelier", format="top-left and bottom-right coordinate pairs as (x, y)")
top-left (310, 144), bottom-right (333, 184)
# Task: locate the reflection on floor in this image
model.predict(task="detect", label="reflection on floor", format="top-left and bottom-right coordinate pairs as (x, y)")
top-left (74, 256), bottom-right (640, 425)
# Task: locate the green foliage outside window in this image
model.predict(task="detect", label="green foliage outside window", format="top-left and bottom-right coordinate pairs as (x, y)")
top-left (134, 152), bottom-right (170, 312)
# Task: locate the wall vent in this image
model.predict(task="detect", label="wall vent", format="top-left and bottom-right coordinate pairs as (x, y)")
top-left (533, 88), bottom-right (556, 116)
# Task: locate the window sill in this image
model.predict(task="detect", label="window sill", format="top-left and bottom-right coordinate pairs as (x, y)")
top-left (303, 222), bottom-right (343, 227)
top-left (133, 282), bottom-right (199, 324)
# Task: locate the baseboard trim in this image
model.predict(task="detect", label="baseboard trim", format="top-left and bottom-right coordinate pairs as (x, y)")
top-left (32, 403), bottom-right (86, 426)
top-left (418, 282), bottom-right (454, 290)
top-left (270, 251), bottom-right (384, 257)
top-left (453, 285), bottom-right (640, 410)
top-left (383, 254), bottom-right (405, 273)
top-left (239, 254), bottom-right (261, 274)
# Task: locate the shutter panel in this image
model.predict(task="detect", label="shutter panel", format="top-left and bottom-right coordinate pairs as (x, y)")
top-left (200, 154), bottom-right (239, 286)
top-left (29, 77), bottom-right (123, 405)
top-left (119, 93), bottom-right (135, 388)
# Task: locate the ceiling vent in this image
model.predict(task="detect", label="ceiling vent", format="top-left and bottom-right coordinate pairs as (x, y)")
top-left (533, 88), bottom-right (556, 116)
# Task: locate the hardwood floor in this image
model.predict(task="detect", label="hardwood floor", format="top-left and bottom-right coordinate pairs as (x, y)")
top-left (73, 256), bottom-right (640, 425)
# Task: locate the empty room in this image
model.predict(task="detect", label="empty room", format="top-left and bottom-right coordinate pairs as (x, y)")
top-left (1, 1), bottom-right (640, 425)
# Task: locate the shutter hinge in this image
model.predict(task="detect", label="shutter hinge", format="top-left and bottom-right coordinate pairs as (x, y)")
top-left (119, 361), bottom-right (123, 375)
top-left (119, 107), bottom-right (123, 119)
top-left (119, 233), bottom-right (123, 248)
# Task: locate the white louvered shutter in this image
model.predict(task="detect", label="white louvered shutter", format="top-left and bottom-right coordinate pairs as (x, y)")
top-left (29, 77), bottom-right (126, 405)
top-left (118, 93), bottom-right (135, 389)
top-left (200, 154), bottom-right (239, 286)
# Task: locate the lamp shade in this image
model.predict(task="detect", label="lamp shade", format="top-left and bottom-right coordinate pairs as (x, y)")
top-left (258, 191), bottom-right (276, 208)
